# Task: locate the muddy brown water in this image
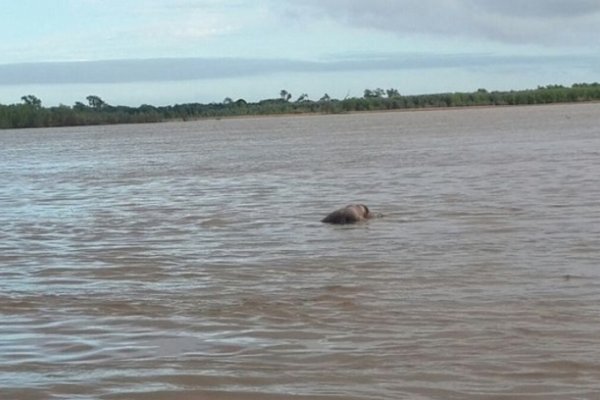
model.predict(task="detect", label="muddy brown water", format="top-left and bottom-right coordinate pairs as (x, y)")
top-left (1, 104), bottom-right (600, 399)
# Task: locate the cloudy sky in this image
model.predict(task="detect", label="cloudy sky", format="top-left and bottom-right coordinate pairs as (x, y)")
top-left (1, 0), bottom-right (599, 106)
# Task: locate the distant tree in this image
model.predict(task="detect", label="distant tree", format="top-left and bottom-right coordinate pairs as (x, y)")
top-left (21, 95), bottom-right (42, 108)
top-left (223, 97), bottom-right (233, 104)
top-left (319, 93), bottom-right (331, 102)
top-left (86, 95), bottom-right (106, 109)
top-left (386, 88), bottom-right (401, 98)
top-left (364, 88), bottom-right (385, 98)
top-left (139, 104), bottom-right (158, 113)
top-left (296, 93), bottom-right (309, 102)
top-left (73, 101), bottom-right (88, 111)
top-left (280, 90), bottom-right (292, 102)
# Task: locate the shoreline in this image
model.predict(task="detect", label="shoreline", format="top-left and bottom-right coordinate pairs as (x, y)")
top-left (2, 100), bottom-right (599, 132)
top-left (3, 82), bottom-right (599, 130)
top-left (176, 100), bottom-right (600, 123)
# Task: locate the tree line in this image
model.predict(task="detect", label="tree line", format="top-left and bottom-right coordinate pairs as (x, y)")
top-left (1, 83), bottom-right (599, 129)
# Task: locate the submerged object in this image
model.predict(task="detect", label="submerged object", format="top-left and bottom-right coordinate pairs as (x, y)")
top-left (321, 204), bottom-right (379, 224)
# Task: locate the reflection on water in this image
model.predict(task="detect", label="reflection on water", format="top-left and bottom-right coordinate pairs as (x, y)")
top-left (1, 104), bottom-right (600, 399)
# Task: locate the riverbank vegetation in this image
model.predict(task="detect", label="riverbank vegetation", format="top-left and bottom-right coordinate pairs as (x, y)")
top-left (1, 83), bottom-right (599, 129)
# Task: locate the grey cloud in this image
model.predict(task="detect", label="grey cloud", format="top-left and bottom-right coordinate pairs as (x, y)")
top-left (285, 0), bottom-right (600, 45)
top-left (0, 58), bottom-right (301, 85)
top-left (0, 53), bottom-right (597, 85)
top-left (470, 0), bottom-right (600, 18)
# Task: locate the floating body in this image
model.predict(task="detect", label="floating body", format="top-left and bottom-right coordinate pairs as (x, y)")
top-left (321, 204), bottom-right (379, 224)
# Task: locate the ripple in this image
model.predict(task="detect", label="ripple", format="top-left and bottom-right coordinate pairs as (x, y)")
top-left (2, 105), bottom-right (600, 399)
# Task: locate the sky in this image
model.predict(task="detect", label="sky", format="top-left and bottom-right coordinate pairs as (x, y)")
top-left (1, 0), bottom-right (599, 106)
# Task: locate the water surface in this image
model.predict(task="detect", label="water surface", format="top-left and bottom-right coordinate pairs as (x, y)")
top-left (1, 104), bottom-right (600, 399)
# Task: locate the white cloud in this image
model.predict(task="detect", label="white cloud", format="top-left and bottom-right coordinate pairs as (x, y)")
top-left (138, 11), bottom-right (237, 41)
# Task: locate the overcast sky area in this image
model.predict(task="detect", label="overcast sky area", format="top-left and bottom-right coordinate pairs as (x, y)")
top-left (1, 0), bottom-right (599, 106)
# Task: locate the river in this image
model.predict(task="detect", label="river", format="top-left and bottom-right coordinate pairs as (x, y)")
top-left (1, 103), bottom-right (600, 399)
